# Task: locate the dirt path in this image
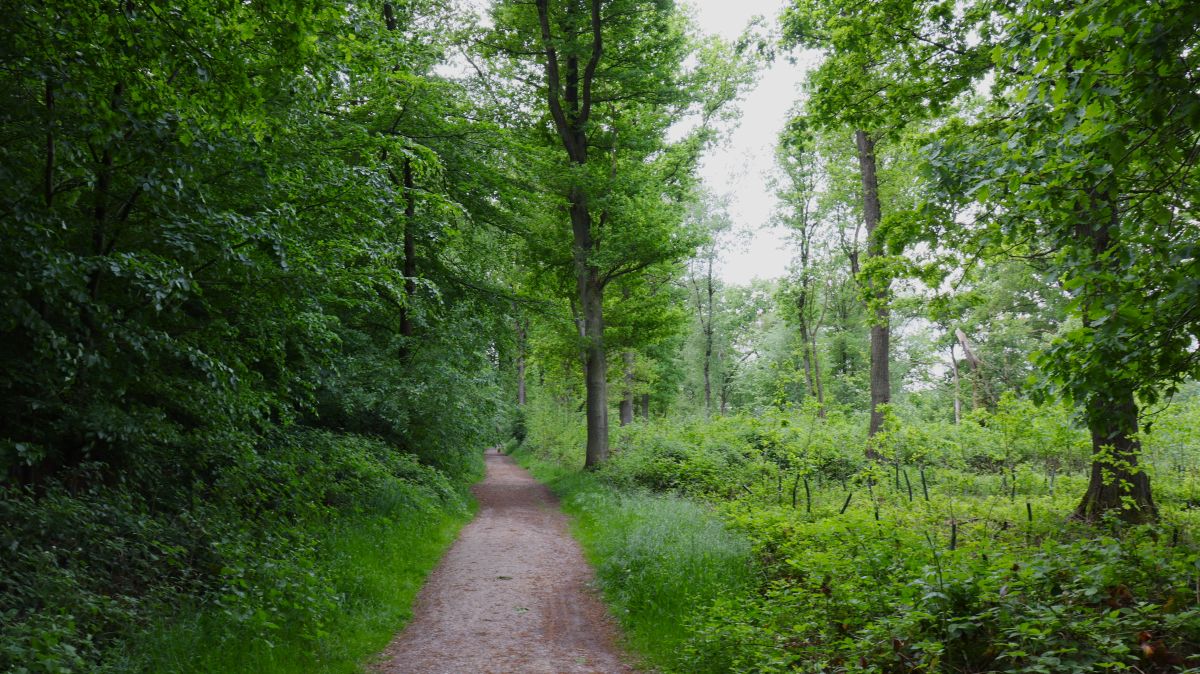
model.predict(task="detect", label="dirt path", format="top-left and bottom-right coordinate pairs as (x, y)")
top-left (375, 451), bottom-right (635, 674)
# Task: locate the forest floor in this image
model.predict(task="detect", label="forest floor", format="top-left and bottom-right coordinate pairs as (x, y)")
top-left (373, 450), bottom-right (635, 674)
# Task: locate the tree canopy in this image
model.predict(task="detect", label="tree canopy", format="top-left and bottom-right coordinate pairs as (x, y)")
top-left (3, 0), bottom-right (1200, 670)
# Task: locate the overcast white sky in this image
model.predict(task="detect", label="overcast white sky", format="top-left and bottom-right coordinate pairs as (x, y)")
top-left (687, 0), bottom-right (816, 285)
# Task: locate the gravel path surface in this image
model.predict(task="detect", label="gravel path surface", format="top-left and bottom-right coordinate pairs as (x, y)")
top-left (375, 450), bottom-right (634, 674)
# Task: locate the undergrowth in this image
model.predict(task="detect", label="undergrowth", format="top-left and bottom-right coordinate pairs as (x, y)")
top-left (1, 430), bottom-right (478, 673)
top-left (513, 447), bottom-right (755, 672)
top-left (128, 504), bottom-right (471, 674)
top-left (518, 394), bottom-right (1200, 673)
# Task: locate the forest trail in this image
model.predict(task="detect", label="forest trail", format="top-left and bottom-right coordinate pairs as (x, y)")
top-left (375, 451), bottom-right (634, 674)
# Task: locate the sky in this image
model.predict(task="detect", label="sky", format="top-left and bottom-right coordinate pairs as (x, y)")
top-left (686, 0), bottom-right (817, 285)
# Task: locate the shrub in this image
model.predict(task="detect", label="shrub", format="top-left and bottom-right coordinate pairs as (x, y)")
top-left (0, 429), bottom-right (469, 673)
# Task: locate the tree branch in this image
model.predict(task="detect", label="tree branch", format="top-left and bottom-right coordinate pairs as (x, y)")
top-left (535, 0), bottom-right (571, 147)
top-left (578, 0), bottom-right (603, 127)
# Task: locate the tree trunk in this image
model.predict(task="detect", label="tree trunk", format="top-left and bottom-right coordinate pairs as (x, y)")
top-left (703, 256), bottom-right (715, 415)
top-left (383, 4), bottom-right (416, 351)
top-left (1074, 389), bottom-right (1156, 522)
top-left (867, 315), bottom-right (890, 439)
top-left (574, 191), bottom-right (608, 468)
top-left (1071, 184), bottom-right (1155, 522)
top-left (856, 130), bottom-right (890, 445)
top-left (955, 328), bottom-right (987, 410)
top-left (812, 339), bottom-right (826, 417)
top-left (703, 349), bottom-right (712, 414)
top-left (580, 275), bottom-right (608, 468)
top-left (89, 86), bottom-right (123, 301)
top-left (639, 393), bottom-right (649, 419)
top-left (799, 318), bottom-right (816, 399)
top-left (535, 0), bottom-right (608, 468)
top-left (516, 357), bottom-right (527, 406)
top-left (949, 343), bottom-right (962, 424)
top-left (619, 351), bottom-right (634, 426)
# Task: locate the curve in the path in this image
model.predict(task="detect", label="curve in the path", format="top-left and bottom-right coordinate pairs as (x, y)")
top-left (375, 451), bottom-right (634, 674)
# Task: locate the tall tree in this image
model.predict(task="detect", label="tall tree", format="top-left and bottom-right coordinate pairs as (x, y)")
top-left (854, 129), bottom-right (890, 439)
top-left (925, 0), bottom-right (1200, 521)
top-left (775, 119), bottom-right (827, 415)
top-left (684, 196), bottom-right (732, 416)
top-left (486, 0), bottom-right (747, 466)
top-left (780, 0), bottom-right (987, 444)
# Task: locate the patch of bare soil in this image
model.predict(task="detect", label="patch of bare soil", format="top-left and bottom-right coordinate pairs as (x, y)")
top-left (374, 450), bottom-right (635, 674)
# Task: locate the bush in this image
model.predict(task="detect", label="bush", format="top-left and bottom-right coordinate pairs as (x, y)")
top-left (605, 422), bottom-right (746, 494)
top-left (0, 429), bottom-right (470, 673)
top-left (521, 393), bottom-right (1200, 673)
top-left (509, 405), bottom-right (528, 444)
top-left (684, 517), bottom-right (1200, 673)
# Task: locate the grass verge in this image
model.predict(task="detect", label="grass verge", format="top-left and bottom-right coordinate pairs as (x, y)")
top-left (513, 448), bottom-right (755, 673)
top-left (125, 503), bottom-right (474, 673)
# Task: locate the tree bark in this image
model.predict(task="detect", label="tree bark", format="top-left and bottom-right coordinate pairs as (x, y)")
top-left (856, 130), bottom-right (890, 446)
top-left (955, 328), bottom-right (988, 410)
top-left (535, 0), bottom-right (609, 468)
top-left (1074, 388), bottom-right (1156, 522)
top-left (571, 185), bottom-right (608, 467)
top-left (516, 357), bottom-right (527, 406)
top-left (949, 343), bottom-right (962, 424)
top-left (639, 393), bottom-right (649, 419)
top-left (719, 363), bottom-right (729, 415)
top-left (799, 313), bottom-right (816, 397)
top-left (811, 339), bottom-right (826, 417)
top-left (703, 256), bottom-right (715, 415)
top-left (382, 2), bottom-right (415, 357)
top-left (1072, 184), bottom-right (1155, 522)
top-left (619, 350), bottom-right (634, 426)
top-left (579, 261), bottom-right (608, 467)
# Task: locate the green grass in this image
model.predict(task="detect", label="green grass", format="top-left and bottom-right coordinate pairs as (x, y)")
top-left (514, 448), bottom-right (756, 672)
top-left (121, 504), bottom-right (474, 674)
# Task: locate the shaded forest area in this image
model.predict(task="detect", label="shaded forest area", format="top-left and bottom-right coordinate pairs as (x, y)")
top-left (2, 0), bottom-right (1199, 672)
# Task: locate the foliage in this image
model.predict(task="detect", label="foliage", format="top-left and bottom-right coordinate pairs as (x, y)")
top-left (520, 389), bottom-right (1200, 672)
top-left (0, 430), bottom-right (473, 673)
top-left (924, 0), bottom-right (1200, 415)
top-left (1, 0), bottom-right (512, 670)
top-left (686, 515), bottom-right (1200, 673)
top-left (514, 440), bottom-right (755, 673)
top-left (4, 0), bottom-right (1200, 670)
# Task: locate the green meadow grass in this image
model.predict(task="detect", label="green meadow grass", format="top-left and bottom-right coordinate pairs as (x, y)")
top-left (514, 449), bottom-right (755, 672)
